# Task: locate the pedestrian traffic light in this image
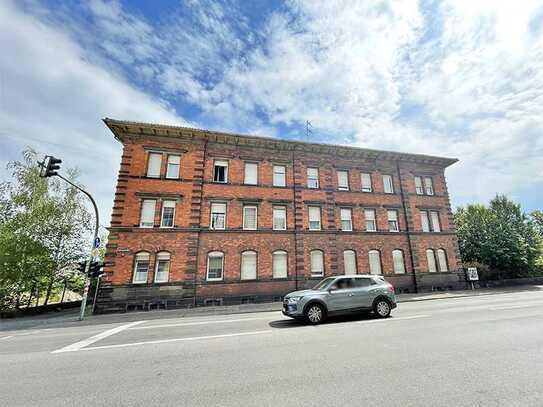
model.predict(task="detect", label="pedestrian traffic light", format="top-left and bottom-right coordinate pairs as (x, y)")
top-left (42, 156), bottom-right (62, 177)
top-left (88, 261), bottom-right (104, 278)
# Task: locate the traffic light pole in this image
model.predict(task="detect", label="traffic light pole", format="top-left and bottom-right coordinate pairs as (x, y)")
top-left (55, 174), bottom-right (100, 321)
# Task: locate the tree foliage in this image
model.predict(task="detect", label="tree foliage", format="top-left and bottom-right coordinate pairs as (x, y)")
top-left (0, 149), bottom-right (92, 310)
top-left (454, 195), bottom-right (543, 279)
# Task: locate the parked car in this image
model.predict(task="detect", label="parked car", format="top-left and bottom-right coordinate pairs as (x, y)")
top-left (282, 275), bottom-right (397, 324)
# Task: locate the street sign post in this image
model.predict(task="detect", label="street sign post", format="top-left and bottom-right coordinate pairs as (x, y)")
top-left (467, 267), bottom-right (479, 290)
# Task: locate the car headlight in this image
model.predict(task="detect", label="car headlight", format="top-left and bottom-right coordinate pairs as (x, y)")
top-left (287, 296), bottom-right (303, 304)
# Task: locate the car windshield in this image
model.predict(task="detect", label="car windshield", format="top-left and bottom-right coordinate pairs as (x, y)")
top-left (313, 277), bottom-right (336, 290)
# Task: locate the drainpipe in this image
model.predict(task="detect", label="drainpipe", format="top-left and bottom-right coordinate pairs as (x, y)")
top-left (396, 160), bottom-right (418, 293)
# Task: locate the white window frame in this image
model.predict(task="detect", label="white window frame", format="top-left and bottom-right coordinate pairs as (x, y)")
top-left (361, 172), bottom-right (372, 192)
top-left (337, 170), bottom-right (349, 191)
top-left (383, 175), bottom-right (394, 194)
top-left (206, 251), bottom-right (224, 281)
top-left (437, 249), bottom-right (448, 272)
top-left (307, 167), bottom-right (319, 189)
top-left (241, 251), bottom-right (257, 280)
top-left (213, 160), bottom-right (228, 183)
top-left (308, 206), bottom-right (322, 231)
top-left (340, 208), bottom-right (353, 231)
top-left (140, 199), bottom-right (156, 228)
top-left (424, 177), bottom-right (434, 196)
top-left (272, 206), bottom-right (287, 230)
top-left (160, 200), bottom-right (176, 228)
top-left (387, 210), bottom-right (399, 232)
top-left (242, 205), bottom-right (258, 230)
top-left (146, 153), bottom-right (162, 178)
top-left (133, 252), bottom-right (150, 284)
top-left (165, 155), bottom-right (180, 179)
top-left (426, 249), bottom-right (437, 273)
top-left (364, 209), bottom-right (377, 232)
top-left (272, 250), bottom-right (288, 279)
top-left (414, 176), bottom-right (424, 195)
top-left (420, 210), bottom-right (430, 232)
top-left (430, 211), bottom-right (441, 232)
top-left (343, 250), bottom-right (357, 275)
top-left (210, 202), bottom-right (226, 230)
top-left (154, 251), bottom-right (170, 283)
top-left (392, 250), bottom-right (405, 274)
top-left (310, 250), bottom-right (324, 277)
top-left (368, 250), bottom-right (382, 275)
top-left (244, 162), bottom-right (258, 185)
top-left (273, 165), bottom-right (286, 187)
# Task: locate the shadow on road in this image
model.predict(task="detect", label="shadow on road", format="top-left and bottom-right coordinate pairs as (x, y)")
top-left (269, 312), bottom-right (378, 329)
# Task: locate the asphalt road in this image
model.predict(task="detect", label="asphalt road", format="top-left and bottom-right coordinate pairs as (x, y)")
top-left (1, 289), bottom-right (543, 407)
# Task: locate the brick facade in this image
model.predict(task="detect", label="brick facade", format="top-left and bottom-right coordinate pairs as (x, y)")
top-left (96, 119), bottom-right (465, 313)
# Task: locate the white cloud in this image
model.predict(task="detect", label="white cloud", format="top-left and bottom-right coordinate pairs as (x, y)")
top-left (0, 0), bottom-right (186, 226)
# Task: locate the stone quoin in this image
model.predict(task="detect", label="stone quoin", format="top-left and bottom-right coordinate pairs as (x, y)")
top-left (96, 118), bottom-right (464, 313)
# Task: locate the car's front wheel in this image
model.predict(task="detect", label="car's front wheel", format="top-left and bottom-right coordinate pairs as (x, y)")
top-left (305, 303), bottom-right (325, 325)
top-left (373, 298), bottom-right (392, 318)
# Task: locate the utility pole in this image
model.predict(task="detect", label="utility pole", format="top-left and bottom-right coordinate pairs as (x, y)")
top-left (39, 155), bottom-right (100, 320)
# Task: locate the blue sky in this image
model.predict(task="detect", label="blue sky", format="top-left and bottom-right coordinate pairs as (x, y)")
top-left (1, 0), bottom-right (542, 226)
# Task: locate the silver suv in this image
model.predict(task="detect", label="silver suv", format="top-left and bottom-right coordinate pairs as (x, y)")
top-left (282, 275), bottom-right (397, 324)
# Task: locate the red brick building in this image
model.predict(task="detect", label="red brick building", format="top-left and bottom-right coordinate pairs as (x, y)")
top-left (96, 118), bottom-right (465, 312)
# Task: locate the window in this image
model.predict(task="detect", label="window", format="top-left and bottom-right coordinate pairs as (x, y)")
top-left (273, 165), bottom-right (286, 187)
top-left (310, 250), bottom-right (324, 277)
top-left (337, 170), bottom-right (349, 190)
top-left (273, 206), bottom-right (286, 230)
top-left (414, 176), bottom-right (424, 195)
top-left (387, 210), bottom-right (399, 232)
top-left (361, 173), bottom-right (372, 192)
top-left (307, 168), bottom-right (319, 189)
top-left (160, 200), bottom-right (176, 228)
top-left (383, 175), bottom-right (394, 194)
top-left (340, 208), bottom-right (353, 231)
top-left (133, 252), bottom-right (150, 283)
top-left (154, 252), bottom-right (170, 283)
top-left (243, 206), bottom-right (257, 230)
top-left (343, 250), bottom-right (357, 275)
top-left (241, 251), bottom-right (257, 280)
top-left (392, 250), bottom-right (405, 274)
top-left (272, 251), bottom-right (288, 279)
top-left (244, 162), bottom-right (258, 185)
top-left (424, 177), bottom-right (434, 195)
top-left (210, 203), bottom-right (226, 230)
top-left (437, 249), bottom-right (448, 272)
top-left (213, 160), bottom-right (228, 183)
top-left (147, 153), bottom-right (162, 178)
top-left (420, 210), bottom-right (430, 232)
top-left (364, 209), bottom-right (376, 232)
top-left (308, 206), bottom-right (321, 230)
top-left (430, 211), bottom-right (441, 232)
top-left (140, 199), bottom-right (156, 228)
top-left (426, 249), bottom-right (437, 273)
top-left (207, 252), bottom-right (224, 281)
top-left (166, 155), bottom-right (180, 179)
top-left (368, 250), bottom-right (382, 275)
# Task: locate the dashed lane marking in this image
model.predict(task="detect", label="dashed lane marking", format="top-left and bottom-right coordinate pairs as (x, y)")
top-left (356, 314), bottom-right (430, 324)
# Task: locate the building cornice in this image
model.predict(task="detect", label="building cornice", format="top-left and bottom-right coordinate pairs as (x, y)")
top-left (103, 118), bottom-right (459, 168)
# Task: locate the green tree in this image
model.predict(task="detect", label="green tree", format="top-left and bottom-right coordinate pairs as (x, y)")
top-left (454, 195), bottom-right (543, 279)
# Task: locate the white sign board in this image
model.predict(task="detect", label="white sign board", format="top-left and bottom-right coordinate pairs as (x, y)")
top-left (467, 267), bottom-right (479, 281)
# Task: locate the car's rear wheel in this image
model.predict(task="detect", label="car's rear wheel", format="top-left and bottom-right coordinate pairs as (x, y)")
top-left (305, 303), bottom-right (325, 324)
top-left (374, 298), bottom-right (391, 318)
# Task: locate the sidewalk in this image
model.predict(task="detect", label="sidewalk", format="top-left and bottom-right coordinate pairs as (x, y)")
top-left (2, 284), bottom-right (542, 333)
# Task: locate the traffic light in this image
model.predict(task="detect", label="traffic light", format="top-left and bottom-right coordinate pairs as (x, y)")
top-left (88, 261), bottom-right (104, 278)
top-left (77, 261), bottom-right (87, 274)
top-left (42, 156), bottom-right (62, 177)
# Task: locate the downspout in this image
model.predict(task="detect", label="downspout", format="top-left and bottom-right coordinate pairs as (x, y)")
top-left (193, 138), bottom-right (208, 307)
top-left (396, 160), bottom-right (418, 293)
top-left (292, 149), bottom-right (298, 291)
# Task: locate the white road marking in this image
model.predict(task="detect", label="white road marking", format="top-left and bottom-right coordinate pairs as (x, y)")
top-left (69, 330), bottom-right (273, 352)
top-left (52, 321), bottom-right (145, 353)
top-left (356, 314), bottom-right (430, 324)
top-left (490, 304), bottom-right (540, 311)
top-left (130, 316), bottom-right (275, 330)
top-left (0, 335), bottom-right (14, 341)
